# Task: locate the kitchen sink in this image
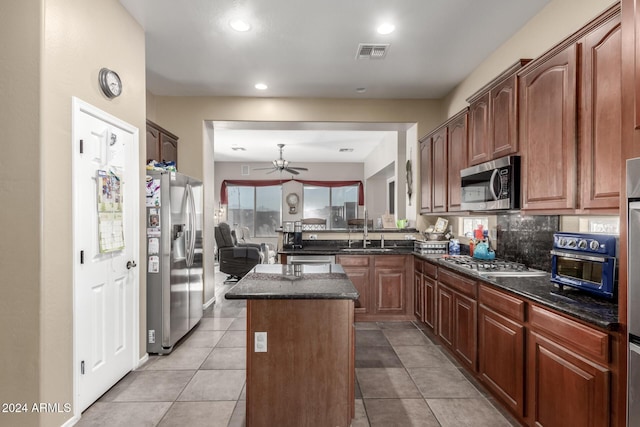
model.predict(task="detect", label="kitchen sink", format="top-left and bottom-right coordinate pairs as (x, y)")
top-left (340, 248), bottom-right (393, 253)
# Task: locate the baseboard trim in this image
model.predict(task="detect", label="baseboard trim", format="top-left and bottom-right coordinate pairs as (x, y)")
top-left (61, 414), bottom-right (80, 427)
top-left (203, 296), bottom-right (216, 310)
top-left (137, 353), bottom-right (149, 369)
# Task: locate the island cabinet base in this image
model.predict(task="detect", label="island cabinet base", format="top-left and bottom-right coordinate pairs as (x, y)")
top-left (245, 299), bottom-right (355, 427)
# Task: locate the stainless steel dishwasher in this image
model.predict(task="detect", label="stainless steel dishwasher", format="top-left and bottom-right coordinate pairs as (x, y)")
top-left (286, 255), bottom-right (336, 265)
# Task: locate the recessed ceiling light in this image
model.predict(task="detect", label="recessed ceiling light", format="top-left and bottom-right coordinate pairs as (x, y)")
top-left (377, 23), bottom-right (395, 35)
top-left (254, 83), bottom-right (268, 90)
top-left (229, 19), bottom-right (251, 32)
top-left (356, 87), bottom-right (367, 93)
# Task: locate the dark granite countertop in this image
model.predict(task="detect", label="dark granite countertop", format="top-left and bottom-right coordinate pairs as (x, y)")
top-left (414, 253), bottom-right (619, 331)
top-left (279, 240), bottom-right (415, 256)
top-left (224, 264), bottom-right (359, 301)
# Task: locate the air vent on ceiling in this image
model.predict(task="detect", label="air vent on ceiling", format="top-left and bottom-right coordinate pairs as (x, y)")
top-left (356, 43), bottom-right (389, 60)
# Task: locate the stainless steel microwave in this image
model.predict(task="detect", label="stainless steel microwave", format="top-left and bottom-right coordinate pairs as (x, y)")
top-left (460, 155), bottom-right (520, 211)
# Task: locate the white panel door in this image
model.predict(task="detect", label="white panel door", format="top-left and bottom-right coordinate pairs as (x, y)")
top-left (72, 98), bottom-right (139, 413)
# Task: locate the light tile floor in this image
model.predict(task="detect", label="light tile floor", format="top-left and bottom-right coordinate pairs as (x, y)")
top-left (77, 269), bottom-right (520, 426)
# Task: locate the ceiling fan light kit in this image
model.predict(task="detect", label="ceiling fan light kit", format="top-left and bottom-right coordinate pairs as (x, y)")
top-left (254, 144), bottom-right (308, 175)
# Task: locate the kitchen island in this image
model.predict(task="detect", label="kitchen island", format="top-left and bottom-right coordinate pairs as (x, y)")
top-left (225, 264), bottom-right (359, 427)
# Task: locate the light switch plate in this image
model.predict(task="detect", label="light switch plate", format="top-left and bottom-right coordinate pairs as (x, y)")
top-left (254, 332), bottom-right (267, 352)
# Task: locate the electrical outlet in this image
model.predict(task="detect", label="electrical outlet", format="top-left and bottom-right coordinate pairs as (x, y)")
top-left (148, 330), bottom-right (155, 344)
top-left (254, 332), bottom-right (267, 352)
top-left (309, 234), bottom-right (317, 240)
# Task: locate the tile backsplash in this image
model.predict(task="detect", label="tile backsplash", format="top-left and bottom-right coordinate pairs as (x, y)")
top-left (496, 213), bottom-right (560, 271)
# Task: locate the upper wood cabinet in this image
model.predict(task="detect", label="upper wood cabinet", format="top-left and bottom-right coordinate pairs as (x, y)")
top-left (519, 5), bottom-right (621, 213)
top-left (419, 137), bottom-right (432, 213)
top-left (447, 110), bottom-right (468, 212)
top-left (431, 126), bottom-right (448, 212)
top-left (580, 13), bottom-right (622, 211)
top-left (467, 60), bottom-right (530, 166)
top-left (146, 119), bottom-right (179, 167)
top-left (420, 109), bottom-right (467, 214)
top-left (519, 44), bottom-right (578, 211)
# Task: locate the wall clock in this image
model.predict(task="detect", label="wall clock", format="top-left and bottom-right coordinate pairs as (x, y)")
top-left (99, 68), bottom-right (122, 99)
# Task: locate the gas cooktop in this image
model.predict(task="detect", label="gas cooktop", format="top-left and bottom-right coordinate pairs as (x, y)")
top-left (441, 255), bottom-right (548, 278)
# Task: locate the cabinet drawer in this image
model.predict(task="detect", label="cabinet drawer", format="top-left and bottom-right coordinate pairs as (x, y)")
top-left (479, 285), bottom-right (525, 322)
top-left (529, 304), bottom-right (609, 364)
top-left (438, 268), bottom-right (476, 297)
top-left (423, 261), bottom-right (437, 279)
top-left (374, 254), bottom-right (407, 268)
top-left (336, 255), bottom-right (370, 267)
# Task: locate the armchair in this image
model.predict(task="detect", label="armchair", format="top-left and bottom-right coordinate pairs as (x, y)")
top-left (235, 226), bottom-right (276, 264)
top-left (214, 222), bottom-right (261, 281)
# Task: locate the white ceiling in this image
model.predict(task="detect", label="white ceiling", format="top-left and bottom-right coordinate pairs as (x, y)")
top-left (120, 0), bottom-right (550, 99)
top-left (212, 121), bottom-right (410, 163)
top-left (120, 0), bottom-right (551, 163)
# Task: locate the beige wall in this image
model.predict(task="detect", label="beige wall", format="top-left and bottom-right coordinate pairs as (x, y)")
top-left (0, 1), bottom-right (43, 426)
top-left (442, 0), bottom-right (617, 118)
top-left (0, 0), bottom-right (146, 425)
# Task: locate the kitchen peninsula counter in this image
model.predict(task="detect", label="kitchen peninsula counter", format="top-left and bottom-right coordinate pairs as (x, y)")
top-left (225, 264), bottom-right (358, 427)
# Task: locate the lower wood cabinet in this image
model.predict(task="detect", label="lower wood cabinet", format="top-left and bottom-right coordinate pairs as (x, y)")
top-left (478, 285), bottom-right (526, 417)
top-left (436, 268), bottom-right (478, 371)
top-left (423, 275), bottom-right (437, 331)
top-left (337, 254), bottom-right (412, 321)
top-left (414, 259), bottom-right (617, 427)
top-left (337, 255), bottom-right (370, 315)
top-left (527, 331), bottom-right (610, 427)
top-left (414, 271), bottom-right (423, 320)
top-left (374, 255), bottom-right (408, 315)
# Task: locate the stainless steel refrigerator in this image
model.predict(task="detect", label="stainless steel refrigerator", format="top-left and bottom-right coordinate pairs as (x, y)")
top-left (627, 158), bottom-right (640, 425)
top-left (146, 170), bottom-right (203, 354)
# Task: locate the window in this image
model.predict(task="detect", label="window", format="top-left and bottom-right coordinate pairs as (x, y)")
top-left (227, 185), bottom-right (282, 237)
top-left (303, 184), bottom-right (359, 229)
top-left (461, 217), bottom-right (489, 238)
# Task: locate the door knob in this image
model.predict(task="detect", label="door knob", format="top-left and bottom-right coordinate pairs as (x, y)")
top-left (126, 260), bottom-right (137, 269)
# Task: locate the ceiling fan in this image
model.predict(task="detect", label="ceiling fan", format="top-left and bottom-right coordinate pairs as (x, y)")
top-left (254, 143), bottom-right (309, 175)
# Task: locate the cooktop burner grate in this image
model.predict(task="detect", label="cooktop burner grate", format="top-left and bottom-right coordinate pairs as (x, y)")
top-left (441, 255), bottom-right (531, 272)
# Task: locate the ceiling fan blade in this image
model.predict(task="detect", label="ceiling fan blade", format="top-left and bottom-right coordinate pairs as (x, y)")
top-left (288, 167), bottom-right (309, 171)
top-left (284, 168), bottom-right (300, 175)
top-left (253, 167), bottom-right (276, 170)
top-left (266, 169), bottom-right (278, 174)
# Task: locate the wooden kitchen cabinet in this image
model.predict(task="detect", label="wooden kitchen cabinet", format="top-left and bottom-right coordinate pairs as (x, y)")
top-left (468, 91), bottom-right (490, 165)
top-left (146, 119), bottom-right (179, 167)
top-left (373, 255), bottom-right (409, 315)
top-left (419, 137), bottom-right (432, 213)
top-left (519, 6), bottom-right (621, 213)
top-left (447, 110), bottom-right (468, 212)
top-left (420, 108), bottom-right (467, 214)
top-left (413, 262), bottom-right (423, 320)
top-left (478, 285), bottom-right (526, 417)
top-left (527, 304), bottom-right (611, 427)
top-left (580, 11), bottom-right (622, 211)
top-left (437, 268), bottom-right (478, 371)
top-left (467, 60), bottom-right (529, 166)
top-left (338, 254), bottom-right (412, 321)
top-left (336, 255), bottom-right (370, 315)
top-left (414, 259), bottom-right (437, 331)
top-left (431, 126), bottom-right (448, 212)
top-left (519, 43), bottom-right (578, 211)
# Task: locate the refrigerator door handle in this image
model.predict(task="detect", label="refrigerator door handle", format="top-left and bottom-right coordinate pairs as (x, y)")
top-left (186, 183), bottom-right (196, 266)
